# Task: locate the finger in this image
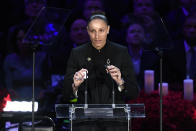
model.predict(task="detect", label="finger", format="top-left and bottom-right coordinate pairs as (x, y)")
top-left (107, 65), bottom-right (115, 70)
top-left (74, 72), bottom-right (83, 80)
top-left (81, 68), bottom-right (88, 73)
top-left (110, 72), bottom-right (119, 77)
top-left (77, 72), bottom-right (83, 78)
top-left (78, 71), bottom-right (86, 79)
top-left (75, 72), bottom-right (81, 78)
top-left (108, 65), bottom-right (120, 71)
top-left (75, 76), bottom-right (81, 80)
top-left (108, 67), bottom-right (116, 72)
top-left (108, 68), bottom-right (120, 74)
top-left (76, 69), bottom-right (87, 75)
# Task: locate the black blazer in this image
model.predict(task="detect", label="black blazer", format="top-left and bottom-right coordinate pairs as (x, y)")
top-left (64, 40), bottom-right (139, 104)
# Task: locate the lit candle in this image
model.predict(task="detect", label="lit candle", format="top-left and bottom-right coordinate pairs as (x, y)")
top-left (144, 70), bottom-right (154, 94)
top-left (184, 79), bottom-right (194, 101)
top-left (158, 82), bottom-right (168, 96)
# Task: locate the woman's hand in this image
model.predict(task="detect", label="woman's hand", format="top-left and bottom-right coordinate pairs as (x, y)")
top-left (72, 68), bottom-right (88, 91)
top-left (106, 65), bottom-right (124, 86)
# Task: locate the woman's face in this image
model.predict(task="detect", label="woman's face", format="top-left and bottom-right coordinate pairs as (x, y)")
top-left (87, 19), bottom-right (110, 50)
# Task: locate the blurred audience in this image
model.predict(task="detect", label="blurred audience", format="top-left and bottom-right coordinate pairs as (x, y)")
top-left (82, 0), bottom-right (104, 20)
top-left (73, 0), bottom-right (124, 43)
top-left (165, 0), bottom-right (196, 40)
top-left (133, 0), bottom-right (155, 16)
top-left (69, 18), bottom-right (89, 47)
top-left (104, 0), bottom-right (131, 29)
top-left (125, 21), bottom-right (160, 89)
top-left (0, 33), bottom-right (6, 88)
top-left (7, 0), bottom-right (47, 54)
top-left (121, 0), bottom-right (155, 28)
top-left (0, 53), bottom-right (4, 88)
top-left (126, 23), bottom-right (145, 80)
top-left (3, 26), bottom-right (51, 100)
top-left (41, 17), bottom-right (87, 87)
top-left (166, 12), bottom-right (196, 90)
top-left (120, 0), bottom-right (165, 46)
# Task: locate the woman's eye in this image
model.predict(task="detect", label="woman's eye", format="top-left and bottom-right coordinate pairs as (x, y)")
top-left (100, 29), bottom-right (104, 32)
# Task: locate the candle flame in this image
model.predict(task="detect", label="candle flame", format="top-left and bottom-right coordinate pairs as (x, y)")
top-left (3, 94), bottom-right (11, 108)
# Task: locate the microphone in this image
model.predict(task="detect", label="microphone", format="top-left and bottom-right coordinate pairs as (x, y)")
top-left (106, 59), bottom-right (110, 66)
top-left (84, 57), bottom-right (91, 108)
top-left (105, 58), bottom-right (115, 108)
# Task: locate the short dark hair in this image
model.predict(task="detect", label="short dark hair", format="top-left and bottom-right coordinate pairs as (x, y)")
top-left (87, 11), bottom-right (109, 25)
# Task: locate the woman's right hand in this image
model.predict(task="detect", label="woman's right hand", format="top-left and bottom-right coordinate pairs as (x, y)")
top-left (73, 68), bottom-right (88, 90)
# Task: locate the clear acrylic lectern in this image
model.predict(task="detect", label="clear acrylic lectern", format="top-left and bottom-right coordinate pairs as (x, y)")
top-left (55, 104), bottom-right (145, 131)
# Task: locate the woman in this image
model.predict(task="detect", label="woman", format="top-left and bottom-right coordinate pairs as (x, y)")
top-left (64, 12), bottom-right (139, 131)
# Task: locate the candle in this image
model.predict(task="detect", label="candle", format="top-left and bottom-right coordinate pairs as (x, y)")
top-left (184, 79), bottom-right (194, 101)
top-left (144, 70), bottom-right (154, 94)
top-left (158, 82), bottom-right (168, 96)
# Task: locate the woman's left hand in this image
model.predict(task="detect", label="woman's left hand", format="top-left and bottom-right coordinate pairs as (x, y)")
top-left (106, 65), bottom-right (124, 86)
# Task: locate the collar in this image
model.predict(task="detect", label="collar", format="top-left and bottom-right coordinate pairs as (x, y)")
top-left (90, 40), bottom-right (110, 53)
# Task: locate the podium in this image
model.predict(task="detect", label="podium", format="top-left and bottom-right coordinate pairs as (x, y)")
top-left (55, 104), bottom-right (145, 131)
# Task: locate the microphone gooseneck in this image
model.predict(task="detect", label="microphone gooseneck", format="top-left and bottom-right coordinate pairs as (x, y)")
top-left (106, 59), bottom-right (115, 107)
top-left (84, 57), bottom-right (91, 108)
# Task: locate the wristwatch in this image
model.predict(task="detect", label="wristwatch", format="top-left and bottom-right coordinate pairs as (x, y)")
top-left (118, 78), bottom-right (125, 92)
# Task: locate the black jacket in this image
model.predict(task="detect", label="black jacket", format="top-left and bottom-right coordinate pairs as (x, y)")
top-left (64, 40), bottom-right (139, 104)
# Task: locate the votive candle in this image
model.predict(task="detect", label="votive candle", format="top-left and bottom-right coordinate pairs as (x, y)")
top-left (144, 70), bottom-right (154, 94)
top-left (184, 79), bottom-right (194, 101)
top-left (158, 82), bottom-right (168, 96)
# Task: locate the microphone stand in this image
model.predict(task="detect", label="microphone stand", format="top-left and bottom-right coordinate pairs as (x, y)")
top-left (158, 16), bottom-right (171, 131)
top-left (85, 58), bottom-right (90, 109)
top-left (157, 49), bottom-right (163, 131)
top-left (84, 71), bottom-right (88, 108)
top-left (151, 47), bottom-right (164, 131)
top-left (142, 13), bottom-right (172, 131)
top-left (105, 59), bottom-right (115, 107)
top-left (31, 44), bottom-right (39, 131)
top-left (21, 7), bottom-right (71, 131)
top-left (22, 8), bottom-right (44, 131)
top-left (146, 47), bottom-right (163, 131)
top-left (112, 79), bottom-right (115, 108)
